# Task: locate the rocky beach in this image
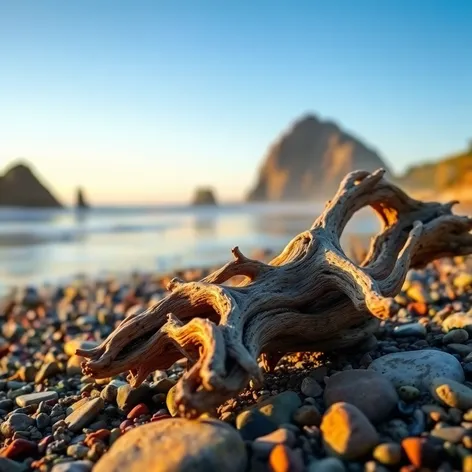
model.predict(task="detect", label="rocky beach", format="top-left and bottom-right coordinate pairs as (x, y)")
top-left (0, 255), bottom-right (471, 472)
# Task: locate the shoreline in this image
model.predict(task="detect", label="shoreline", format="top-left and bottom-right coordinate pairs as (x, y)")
top-left (1, 254), bottom-right (472, 471)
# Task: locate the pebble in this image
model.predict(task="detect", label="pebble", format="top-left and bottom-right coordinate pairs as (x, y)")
top-left (442, 313), bottom-right (472, 332)
top-left (268, 444), bottom-right (300, 472)
top-left (320, 402), bottom-right (379, 459)
top-left (401, 437), bottom-right (441, 469)
top-left (307, 457), bottom-right (345, 472)
top-left (397, 385), bottom-right (420, 402)
top-left (443, 328), bottom-right (469, 344)
top-left (236, 410), bottom-right (277, 441)
top-left (453, 273), bottom-right (472, 290)
top-left (431, 426), bottom-right (466, 443)
top-left (165, 384), bottom-right (179, 417)
top-left (324, 369), bottom-right (398, 423)
top-left (369, 349), bottom-right (464, 390)
top-left (67, 355), bottom-right (85, 376)
top-left (117, 384), bottom-right (152, 411)
top-left (16, 390), bottom-right (58, 407)
top-left (301, 377), bottom-right (323, 397)
top-left (65, 397), bottom-right (105, 432)
top-left (393, 323), bottom-right (426, 337)
top-left (35, 361), bottom-right (61, 383)
top-left (51, 460), bottom-right (94, 472)
top-left (430, 377), bottom-right (472, 410)
top-left (292, 405), bottom-right (321, 426)
top-left (0, 457), bottom-right (28, 472)
top-left (253, 427), bottom-right (296, 454)
top-left (237, 391), bottom-right (301, 431)
top-left (127, 403), bottom-right (149, 419)
top-left (94, 418), bottom-right (247, 472)
top-left (373, 442), bottom-right (402, 465)
top-left (64, 340), bottom-right (99, 357)
top-left (1, 413), bottom-right (35, 437)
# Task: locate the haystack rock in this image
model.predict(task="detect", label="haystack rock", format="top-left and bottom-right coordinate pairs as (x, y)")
top-left (75, 187), bottom-right (90, 209)
top-left (247, 114), bottom-right (391, 201)
top-left (192, 187), bottom-right (217, 206)
top-left (0, 162), bottom-right (63, 208)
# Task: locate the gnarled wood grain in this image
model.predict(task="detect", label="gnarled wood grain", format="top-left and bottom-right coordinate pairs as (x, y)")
top-left (78, 169), bottom-right (472, 416)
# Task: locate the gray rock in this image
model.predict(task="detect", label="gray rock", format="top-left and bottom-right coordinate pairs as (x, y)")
top-left (0, 413), bottom-right (34, 437)
top-left (324, 369), bottom-right (398, 423)
top-left (393, 323), bottom-right (426, 337)
top-left (301, 377), bottom-right (323, 397)
top-left (65, 397), bottom-right (104, 432)
top-left (308, 457), bottom-right (346, 472)
top-left (443, 329), bottom-right (469, 344)
top-left (442, 313), bottom-right (472, 332)
top-left (35, 361), bottom-right (61, 383)
top-left (51, 461), bottom-right (93, 472)
top-left (237, 391), bottom-right (301, 430)
top-left (166, 384), bottom-right (178, 417)
top-left (430, 426), bottom-right (466, 443)
top-left (94, 418), bottom-right (247, 472)
top-left (16, 390), bottom-right (58, 407)
top-left (369, 350), bottom-right (464, 390)
top-left (0, 457), bottom-right (28, 472)
top-left (430, 377), bottom-right (472, 410)
top-left (117, 383), bottom-right (151, 411)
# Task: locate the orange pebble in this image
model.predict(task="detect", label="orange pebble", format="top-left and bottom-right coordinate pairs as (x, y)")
top-left (127, 403), bottom-right (149, 419)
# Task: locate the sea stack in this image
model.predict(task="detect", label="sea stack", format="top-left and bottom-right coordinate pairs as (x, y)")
top-left (247, 113), bottom-right (390, 201)
top-left (75, 187), bottom-right (90, 210)
top-left (192, 187), bottom-right (217, 206)
top-left (0, 162), bottom-right (63, 208)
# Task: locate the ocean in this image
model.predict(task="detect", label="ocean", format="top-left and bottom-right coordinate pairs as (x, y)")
top-left (0, 202), bottom-right (379, 296)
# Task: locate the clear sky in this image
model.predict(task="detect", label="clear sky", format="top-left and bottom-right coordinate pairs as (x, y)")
top-left (1, 1), bottom-right (471, 204)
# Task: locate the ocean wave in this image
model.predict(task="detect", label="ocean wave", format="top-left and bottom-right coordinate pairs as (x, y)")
top-left (0, 222), bottom-right (177, 246)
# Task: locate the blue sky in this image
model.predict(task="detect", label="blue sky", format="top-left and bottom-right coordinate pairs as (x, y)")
top-left (1, 1), bottom-right (471, 204)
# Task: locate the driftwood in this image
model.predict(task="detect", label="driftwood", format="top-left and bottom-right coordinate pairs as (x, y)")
top-left (78, 169), bottom-right (472, 417)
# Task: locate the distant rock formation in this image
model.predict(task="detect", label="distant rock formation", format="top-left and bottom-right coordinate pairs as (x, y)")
top-left (397, 145), bottom-right (472, 201)
top-left (247, 114), bottom-right (391, 201)
top-left (75, 187), bottom-right (90, 209)
top-left (192, 187), bottom-right (217, 206)
top-left (0, 162), bottom-right (63, 208)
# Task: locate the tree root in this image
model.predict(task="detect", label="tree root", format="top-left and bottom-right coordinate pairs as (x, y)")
top-left (78, 169), bottom-right (472, 416)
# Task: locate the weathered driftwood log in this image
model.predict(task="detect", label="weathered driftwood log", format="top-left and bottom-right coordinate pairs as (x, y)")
top-left (78, 169), bottom-right (472, 417)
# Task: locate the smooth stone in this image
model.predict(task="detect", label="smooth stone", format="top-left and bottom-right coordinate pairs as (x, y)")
top-left (307, 457), bottom-right (345, 472)
top-left (430, 377), bottom-right (472, 410)
top-left (51, 461), bottom-right (93, 472)
top-left (447, 344), bottom-right (472, 356)
top-left (320, 402), bottom-right (379, 460)
top-left (237, 391), bottom-right (301, 430)
top-left (401, 437), bottom-right (441, 469)
top-left (324, 369), bottom-right (398, 423)
top-left (16, 391), bottom-right (58, 407)
top-left (430, 426), bottom-right (466, 443)
top-left (253, 428), bottom-right (296, 454)
top-left (301, 377), bottom-right (323, 397)
top-left (94, 418), bottom-right (247, 472)
top-left (393, 323), bottom-right (426, 337)
top-left (65, 397), bottom-right (104, 432)
top-left (397, 386), bottom-right (420, 402)
top-left (0, 413), bottom-right (34, 437)
top-left (117, 384), bottom-right (152, 411)
top-left (64, 340), bottom-right (99, 357)
top-left (153, 378), bottom-right (176, 394)
top-left (369, 350), bottom-right (464, 390)
top-left (100, 384), bottom-right (118, 403)
top-left (292, 405), bottom-right (321, 426)
top-left (67, 355), bottom-right (85, 376)
top-left (443, 329), bottom-right (469, 344)
top-left (454, 273), bottom-right (472, 290)
top-left (442, 313), bottom-right (472, 332)
top-left (0, 457), bottom-right (28, 472)
top-left (236, 410), bottom-right (278, 441)
top-left (166, 384), bottom-right (178, 417)
top-left (373, 442), bottom-right (402, 465)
